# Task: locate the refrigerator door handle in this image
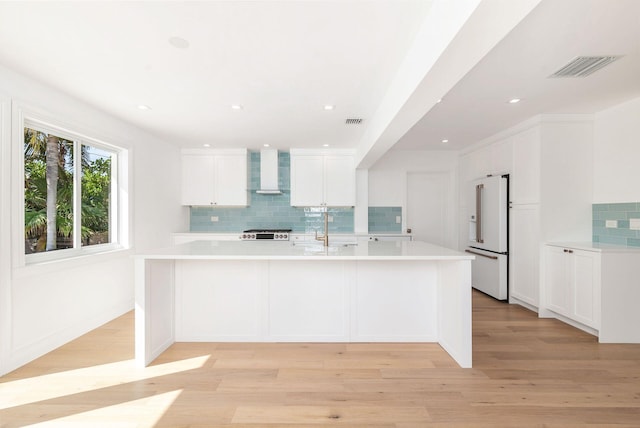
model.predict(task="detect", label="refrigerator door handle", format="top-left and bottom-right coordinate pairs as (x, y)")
top-left (465, 249), bottom-right (498, 260)
top-left (476, 184), bottom-right (484, 243)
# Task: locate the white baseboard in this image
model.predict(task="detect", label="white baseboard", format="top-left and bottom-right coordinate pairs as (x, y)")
top-left (1, 299), bottom-right (133, 376)
top-left (509, 296), bottom-right (538, 314)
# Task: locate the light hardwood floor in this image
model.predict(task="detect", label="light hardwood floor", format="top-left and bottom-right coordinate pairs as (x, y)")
top-left (1, 291), bottom-right (640, 427)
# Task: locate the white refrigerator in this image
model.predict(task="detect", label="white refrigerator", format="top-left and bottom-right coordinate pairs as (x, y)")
top-left (466, 175), bottom-right (508, 300)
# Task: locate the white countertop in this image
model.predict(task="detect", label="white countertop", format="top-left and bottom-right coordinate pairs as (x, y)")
top-left (137, 240), bottom-right (473, 261)
top-left (172, 232), bottom-right (412, 239)
top-left (547, 241), bottom-right (640, 253)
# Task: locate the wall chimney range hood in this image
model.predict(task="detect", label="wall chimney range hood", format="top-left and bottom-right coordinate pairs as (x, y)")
top-left (256, 149), bottom-right (282, 194)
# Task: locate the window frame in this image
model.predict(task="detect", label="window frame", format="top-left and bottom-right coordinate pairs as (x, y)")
top-left (15, 110), bottom-right (128, 266)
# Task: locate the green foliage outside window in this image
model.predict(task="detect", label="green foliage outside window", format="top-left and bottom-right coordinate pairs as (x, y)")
top-left (81, 155), bottom-right (111, 246)
top-left (24, 127), bottom-right (112, 254)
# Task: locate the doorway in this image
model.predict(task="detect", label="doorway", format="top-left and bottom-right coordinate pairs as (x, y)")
top-left (406, 171), bottom-right (454, 247)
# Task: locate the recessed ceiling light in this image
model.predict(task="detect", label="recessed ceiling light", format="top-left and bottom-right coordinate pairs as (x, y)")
top-left (436, 98), bottom-right (442, 103)
top-left (441, 139), bottom-right (449, 143)
top-left (263, 144), bottom-right (270, 147)
top-left (323, 144), bottom-right (330, 147)
top-left (168, 36), bottom-right (190, 49)
top-left (203, 144), bottom-right (211, 148)
top-left (137, 104), bottom-right (151, 110)
top-left (509, 98), bottom-right (521, 104)
top-left (324, 105), bottom-right (335, 110)
top-left (231, 104), bottom-right (243, 110)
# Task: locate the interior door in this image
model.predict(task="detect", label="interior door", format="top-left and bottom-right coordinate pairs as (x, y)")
top-left (407, 172), bottom-right (451, 247)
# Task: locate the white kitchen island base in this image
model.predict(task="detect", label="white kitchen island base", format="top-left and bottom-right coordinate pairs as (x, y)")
top-left (135, 241), bottom-right (473, 368)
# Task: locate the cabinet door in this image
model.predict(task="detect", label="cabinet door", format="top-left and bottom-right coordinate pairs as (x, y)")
top-left (511, 127), bottom-right (540, 204)
top-left (545, 246), bottom-right (571, 317)
top-left (324, 156), bottom-right (355, 206)
top-left (572, 250), bottom-right (599, 328)
top-left (290, 156), bottom-right (324, 206)
top-left (181, 154), bottom-right (215, 205)
top-left (463, 146), bottom-right (491, 180)
top-left (509, 204), bottom-right (540, 307)
top-left (490, 137), bottom-right (513, 176)
top-left (214, 154), bottom-right (248, 206)
top-left (544, 246), bottom-right (600, 329)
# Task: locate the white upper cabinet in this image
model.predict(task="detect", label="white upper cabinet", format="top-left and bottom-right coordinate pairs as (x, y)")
top-left (290, 155), bottom-right (324, 206)
top-left (290, 150), bottom-right (356, 207)
top-left (511, 127), bottom-right (541, 205)
top-left (182, 154), bottom-right (216, 205)
top-left (489, 138), bottom-right (513, 176)
top-left (181, 149), bottom-right (248, 206)
top-left (324, 156), bottom-right (356, 206)
top-left (213, 153), bottom-right (248, 205)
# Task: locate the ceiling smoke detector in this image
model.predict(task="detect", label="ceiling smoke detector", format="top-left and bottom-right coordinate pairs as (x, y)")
top-left (345, 118), bottom-right (363, 125)
top-left (549, 56), bottom-right (622, 78)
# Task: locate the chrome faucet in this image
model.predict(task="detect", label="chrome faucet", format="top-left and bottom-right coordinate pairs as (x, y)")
top-left (315, 210), bottom-right (329, 246)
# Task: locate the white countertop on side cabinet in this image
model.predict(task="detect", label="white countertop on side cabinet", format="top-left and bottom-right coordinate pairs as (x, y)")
top-left (136, 239), bottom-right (472, 261)
top-left (546, 242), bottom-right (640, 253)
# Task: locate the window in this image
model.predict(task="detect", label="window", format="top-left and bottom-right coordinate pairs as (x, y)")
top-left (23, 121), bottom-right (121, 260)
top-left (81, 145), bottom-right (113, 247)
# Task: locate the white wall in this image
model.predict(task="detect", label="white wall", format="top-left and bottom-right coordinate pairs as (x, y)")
top-left (369, 149), bottom-right (458, 246)
top-left (593, 96), bottom-right (640, 203)
top-left (0, 65), bottom-right (185, 375)
top-left (369, 150), bottom-right (458, 205)
top-left (0, 94), bottom-right (12, 376)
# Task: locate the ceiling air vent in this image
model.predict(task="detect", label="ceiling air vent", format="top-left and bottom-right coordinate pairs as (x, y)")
top-left (345, 118), bottom-right (363, 125)
top-left (549, 56), bottom-right (622, 78)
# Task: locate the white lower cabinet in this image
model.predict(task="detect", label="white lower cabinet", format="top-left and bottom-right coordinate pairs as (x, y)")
top-left (174, 259), bottom-right (439, 342)
top-left (543, 244), bottom-right (600, 330)
top-left (543, 243), bottom-right (640, 343)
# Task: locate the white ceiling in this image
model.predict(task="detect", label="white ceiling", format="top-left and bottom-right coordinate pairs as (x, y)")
top-left (395, 0), bottom-right (640, 151)
top-left (0, 0), bottom-right (429, 150)
top-left (1, 0), bottom-right (638, 164)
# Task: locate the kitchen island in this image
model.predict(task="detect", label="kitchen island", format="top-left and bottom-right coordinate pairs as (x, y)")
top-left (135, 240), bottom-right (474, 368)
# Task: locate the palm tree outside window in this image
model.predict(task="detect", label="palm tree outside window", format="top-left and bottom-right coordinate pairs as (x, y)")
top-left (24, 125), bottom-right (115, 254)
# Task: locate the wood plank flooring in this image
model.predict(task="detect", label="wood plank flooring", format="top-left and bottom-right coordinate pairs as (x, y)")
top-left (1, 291), bottom-right (640, 427)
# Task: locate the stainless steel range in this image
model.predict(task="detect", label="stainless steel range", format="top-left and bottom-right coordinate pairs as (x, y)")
top-left (240, 229), bottom-right (291, 241)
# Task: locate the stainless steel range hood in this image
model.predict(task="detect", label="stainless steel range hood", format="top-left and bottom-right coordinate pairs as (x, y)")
top-left (256, 149), bottom-right (282, 194)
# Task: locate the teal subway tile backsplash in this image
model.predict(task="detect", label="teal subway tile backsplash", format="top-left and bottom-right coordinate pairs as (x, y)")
top-left (592, 203), bottom-right (640, 212)
top-left (190, 151), bottom-right (354, 233)
top-left (592, 202), bottom-right (640, 247)
top-left (368, 206), bottom-right (402, 233)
